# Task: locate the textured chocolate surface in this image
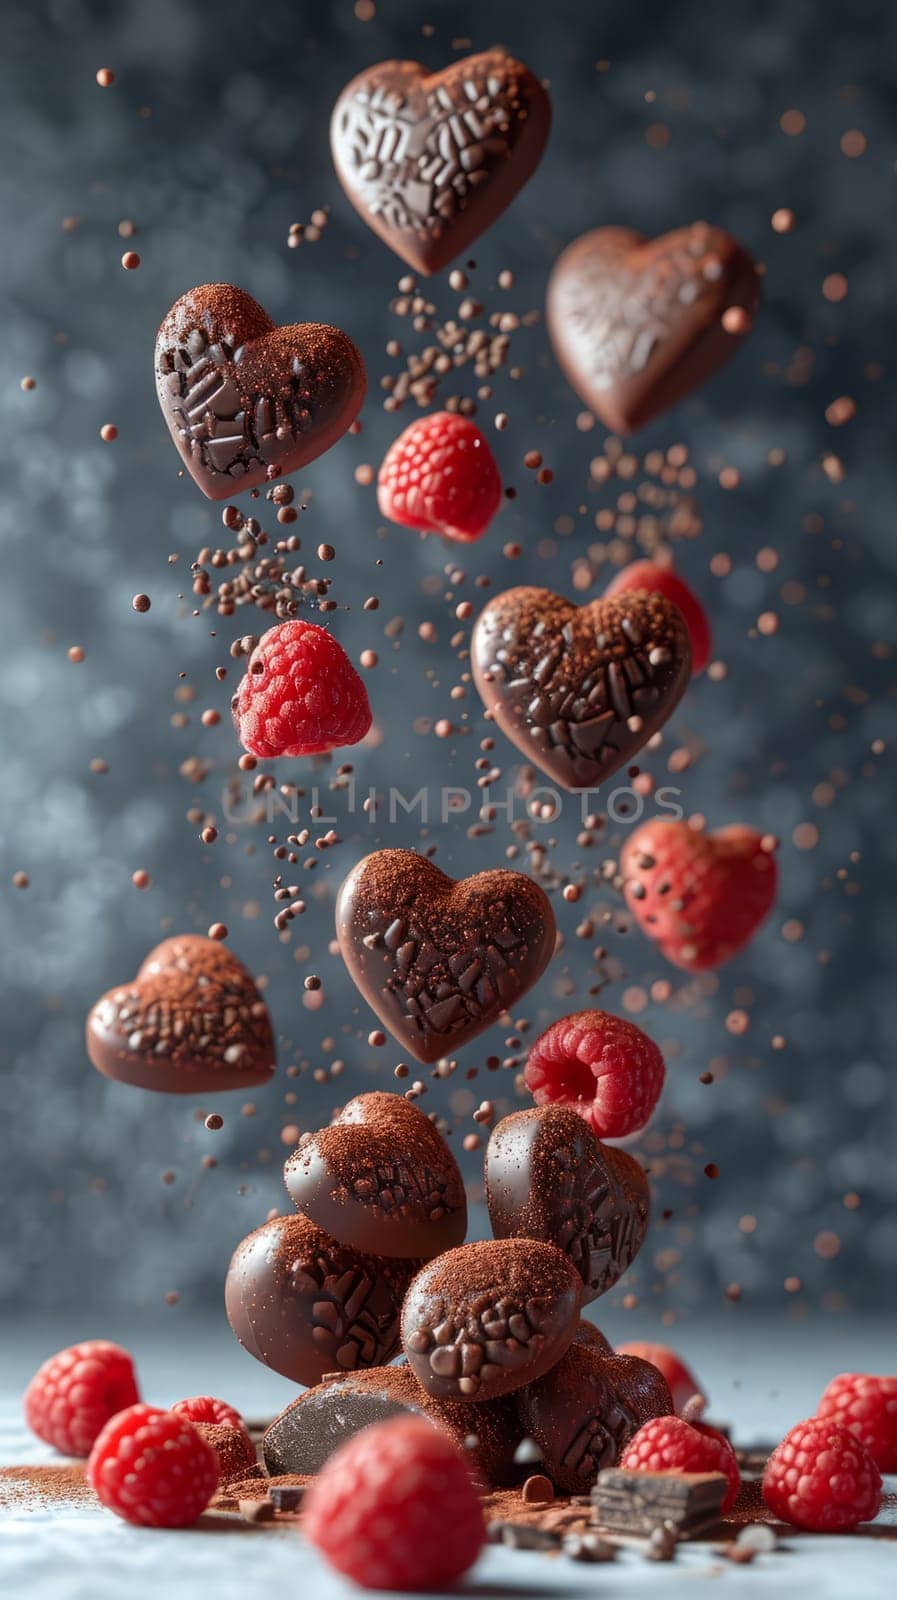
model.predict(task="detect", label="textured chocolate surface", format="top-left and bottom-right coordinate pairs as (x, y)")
top-left (284, 1090), bottom-right (466, 1259)
top-left (155, 283), bottom-right (365, 499)
top-left (547, 223), bottom-right (760, 435)
top-left (516, 1345), bottom-right (673, 1493)
top-left (471, 586), bottom-right (691, 789)
top-left (224, 1211), bottom-right (417, 1386)
top-left (331, 50), bottom-right (551, 275)
top-left (402, 1238), bottom-right (581, 1401)
top-left (485, 1105), bottom-right (649, 1304)
top-left (335, 849), bottom-right (556, 1062)
top-left (593, 1467), bottom-right (728, 1536)
top-left (86, 934), bottom-right (275, 1093)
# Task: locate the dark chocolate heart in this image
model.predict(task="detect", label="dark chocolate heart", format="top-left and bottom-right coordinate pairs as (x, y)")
top-left (471, 586), bottom-right (691, 790)
top-left (547, 223), bottom-right (760, 434)
top-left (284, 1091), bottom-right (467, 1260)
top-left (516, 1344), bottom-right (673, 1492)
top-left (86, 934), bottom-right (275, 1094)
top-left (330, 50), bottom-right (551, 275)
top-left (485, 1105), bottom-right (649, 1304)
top-left (335, 849), bottom-right (556, 1063)
top-left (155, 284), bottom-right (365, 499)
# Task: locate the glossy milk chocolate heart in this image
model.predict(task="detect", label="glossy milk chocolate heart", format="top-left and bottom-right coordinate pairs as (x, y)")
top-left (86, 934), bottom-right (275, 1093)
top-left (335, 849), bottom-right (556, 1063)
top-left (471, 587), bottom-right (691, 790)
top-left (547, 223), bottom-right (760, 433)
top-left (330, 49), bottom-right (551, 274)
top-left (155, 284), bottom-right (365, 499)
top-left (516, 1343), bottom-right (673, 1492)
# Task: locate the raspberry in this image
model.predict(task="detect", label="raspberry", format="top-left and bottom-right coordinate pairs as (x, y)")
top-left (817, 1373), bottom-right (897, 1472)
top-left (523, 1009), bottom-right (665, 1138)
top-left (232, 620), bottom-right (372, 760)
top-left (763, 1416), bottom-right (881, 1531)
top-left (620, 1415), bottom-right (740, 1513)
top-left (170, 1394), bottom-right (244, 1430)
top-left (605, 560), bottom-right (711, 674)
top-left (616, 1341), bottom-right (706, 1417)
top-left (303, 1416), bottom-right (485, 1590)
top-left (621, 819), bottom-right (778, 972)
top-left (87, 1403), bottom-right (220, 1527)
top-left (23, 1340), bottom-right (140, 1457)
top-left (377, 412), bottom-right (502, 542)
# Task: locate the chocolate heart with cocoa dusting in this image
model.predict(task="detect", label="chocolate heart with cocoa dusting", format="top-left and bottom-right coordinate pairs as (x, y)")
top-left (284, 1091), bottom-right (467, 1260)
top-left (547, 222), bottom-right (760, 434)
top-left (486, 1105), bottom-right (649, 1304)
top-left (155, 284), bottom-right (365, 499)
top-left (330, 49), bottom-right (551, 275)
top-left (86, 934), bottom-right (275, 1093)
top-left (471, 586), bottom-right (691, 790)
top-left (516, 1343), bottom-right (673, 1492)
top-left (335, 849), bottom-right (556, 1063)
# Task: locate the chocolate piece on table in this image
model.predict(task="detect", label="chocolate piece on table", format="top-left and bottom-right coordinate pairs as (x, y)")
top-left (155, 284), bottom-right (365, 500)
top-left (86, 934), bottom-right (275, 1094)
top-left (592, 1467), bottom-right (728, 1538)
top-left (471, 587), bottom-right (691, 790)
top-left (516, 1345), bottom-right (673, 1494)
top-left (268, 1484), bottom-right (305, 1512)
top-left (486, 1104), bottom-right (649, 1303)
top-left (335, 849), bottom-right (556, 1063)
top-left (546, 223), bottom-right (760, 435)
top-left (402, 1238), bottom-right (581, 1402)
top-left (284, 1090), bottom-right (466, 1260)
top-left (330, 50), bottom-right (551, 275)
top-left (224, 1212), bottom-right (416, 1386)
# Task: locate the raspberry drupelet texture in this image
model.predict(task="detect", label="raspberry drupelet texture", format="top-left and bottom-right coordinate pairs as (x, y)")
top-left (170, 1394), bottom-right (245, 1430)
top-left (377, 412), bottom-right (502, 541)
top-left (762, 1416), bottom-right (882, 1531)
top-left (605, 559), bottom-right (712, 674)
top-left (620, 1414), bottom-right (741, 1512)
top-left (523, 1009), bottom-right (665, 1138)
top-left (817, 1374), bottom-right (897, 1473)
top-left (87, 1403), bottom-right (220, 1527)
top-left (616, 1341), bottom-right (707, 1416)
top-left (232, 620), bottom-right (372, 759)
top-left (23, 1340), bottom-right (140, 1457)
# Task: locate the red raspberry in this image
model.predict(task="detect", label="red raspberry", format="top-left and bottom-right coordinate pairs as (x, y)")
top-left (377, 412), bottom-right (502, 542)
top-left (763, 1416), bottom-right (881, 1531)
top-left (23, 1340), bottom-right (140, 1457)
top-left (170, 1394), bottom-right (244, 1430)
top-left (620, 1415), bottom-right (740, 1513)
top-left (232, 620), bottom-right (372, 760)
top-left (303, 1416), bottom-right (485, 1590)
top-left (605, 560), bottom-right (711, 674)
top-left (87, 1403), bottom-right (220, 1527)
top-left (616, 1341), bottom-right (706, 1417)
top-left (523, 1009), bottom-right (665, 1138)
top-left (621, 819), bottom-right (778, 972)
top-left (817, 1373), bottom-right (897, 1472)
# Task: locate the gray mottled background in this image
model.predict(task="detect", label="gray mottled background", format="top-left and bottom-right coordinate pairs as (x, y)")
top-left (1, 0), bottom-right (895, 1335)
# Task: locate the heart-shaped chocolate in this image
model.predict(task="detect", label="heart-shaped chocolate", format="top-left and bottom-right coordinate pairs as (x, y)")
top-left (485, 1105), bottom-right (649, 1304)
top-left (547, 223), bottom-right (760, 434)
top-left (335, 849), bottom-right (556, 1063)
top-left (284, 1091), bottom-right (467, 1260)
top-left (330, 50), bottom-right (551, 275)
top-left (155, 284), bottom-right (365, 499)
top-left (86, 934), bottom-right (275, 1093)
top-left (516, 1343), bottom-right (673, 1492)
top-left (471, 587), bottom-right (691, 790)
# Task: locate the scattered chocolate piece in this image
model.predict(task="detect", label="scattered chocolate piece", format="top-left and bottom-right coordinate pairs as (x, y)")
top-left (493, 1521), bottom-right (560, 1551)
top-left (563, 1531), bottom-right (616, 1562)
top-left (592, 1468), bottom-right (728, 1538)
top-left (268, 1484), bottom-right (306, 1512)
top-left (522, 1474), bottom-right (554, 1503)
top-left (239, 1497), bottom-right (275, 1523)
top-left (645, 1522), bottom-right (678, 1562)
top-left (517, 1345), bottom-right (672, 1494)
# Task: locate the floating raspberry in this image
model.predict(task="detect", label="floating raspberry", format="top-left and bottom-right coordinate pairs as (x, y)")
top-left (605, 560), bottom-right (711, 674)
top-left (523, 1010), bottom-right (665, 1138)
top-left (303, 1416), bottom-right (485, 1590)
top-left (616, 1341), bottom-right (706, 1416)
top-left (170, 1394), bottom-right (245, 1430)
top-left (232, 620), bottom-right (372, 759)
top-left (817, 1374), bottom-right (897, 1472)
top-left (87, 1403), bottom-right (219, 1527)
top-left (377, 412), bottom-right (502, 541)
top-left (23, 1340), bottom-right (140, 1457)
top-left (762, 1416), bottom-right (881, 1531)
top-left (621, 819), bottom-right (778, 971)
top-left (620, 1414), bottom-right (740, 1512)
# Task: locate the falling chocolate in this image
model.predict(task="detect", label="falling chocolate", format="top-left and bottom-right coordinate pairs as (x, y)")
top-left (155, 284), bottom-right (365, 499)
top-left (335, 849), bottom-right (556, 1063)
top-left (485, 1105), bottom-right (649, 1304)
top-left (330, 50), bottom-right (551, 275)
top-left (86, 934), bottom-right (275, 1093)
top-left (471, 587), bottom-right (691, 789)
top-left (284, 1091), bottom-right (466, 1260)
top-left (402, 1238), bottom-right (581, 1402)
top-left (516, 1344), bottom-right (673, 1493)
top-left (546, 223), bottom-right (760, 434)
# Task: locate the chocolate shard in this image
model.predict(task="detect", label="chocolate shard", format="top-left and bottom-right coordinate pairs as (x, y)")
top-left (592, 1468), bottom-right (728, 1537)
